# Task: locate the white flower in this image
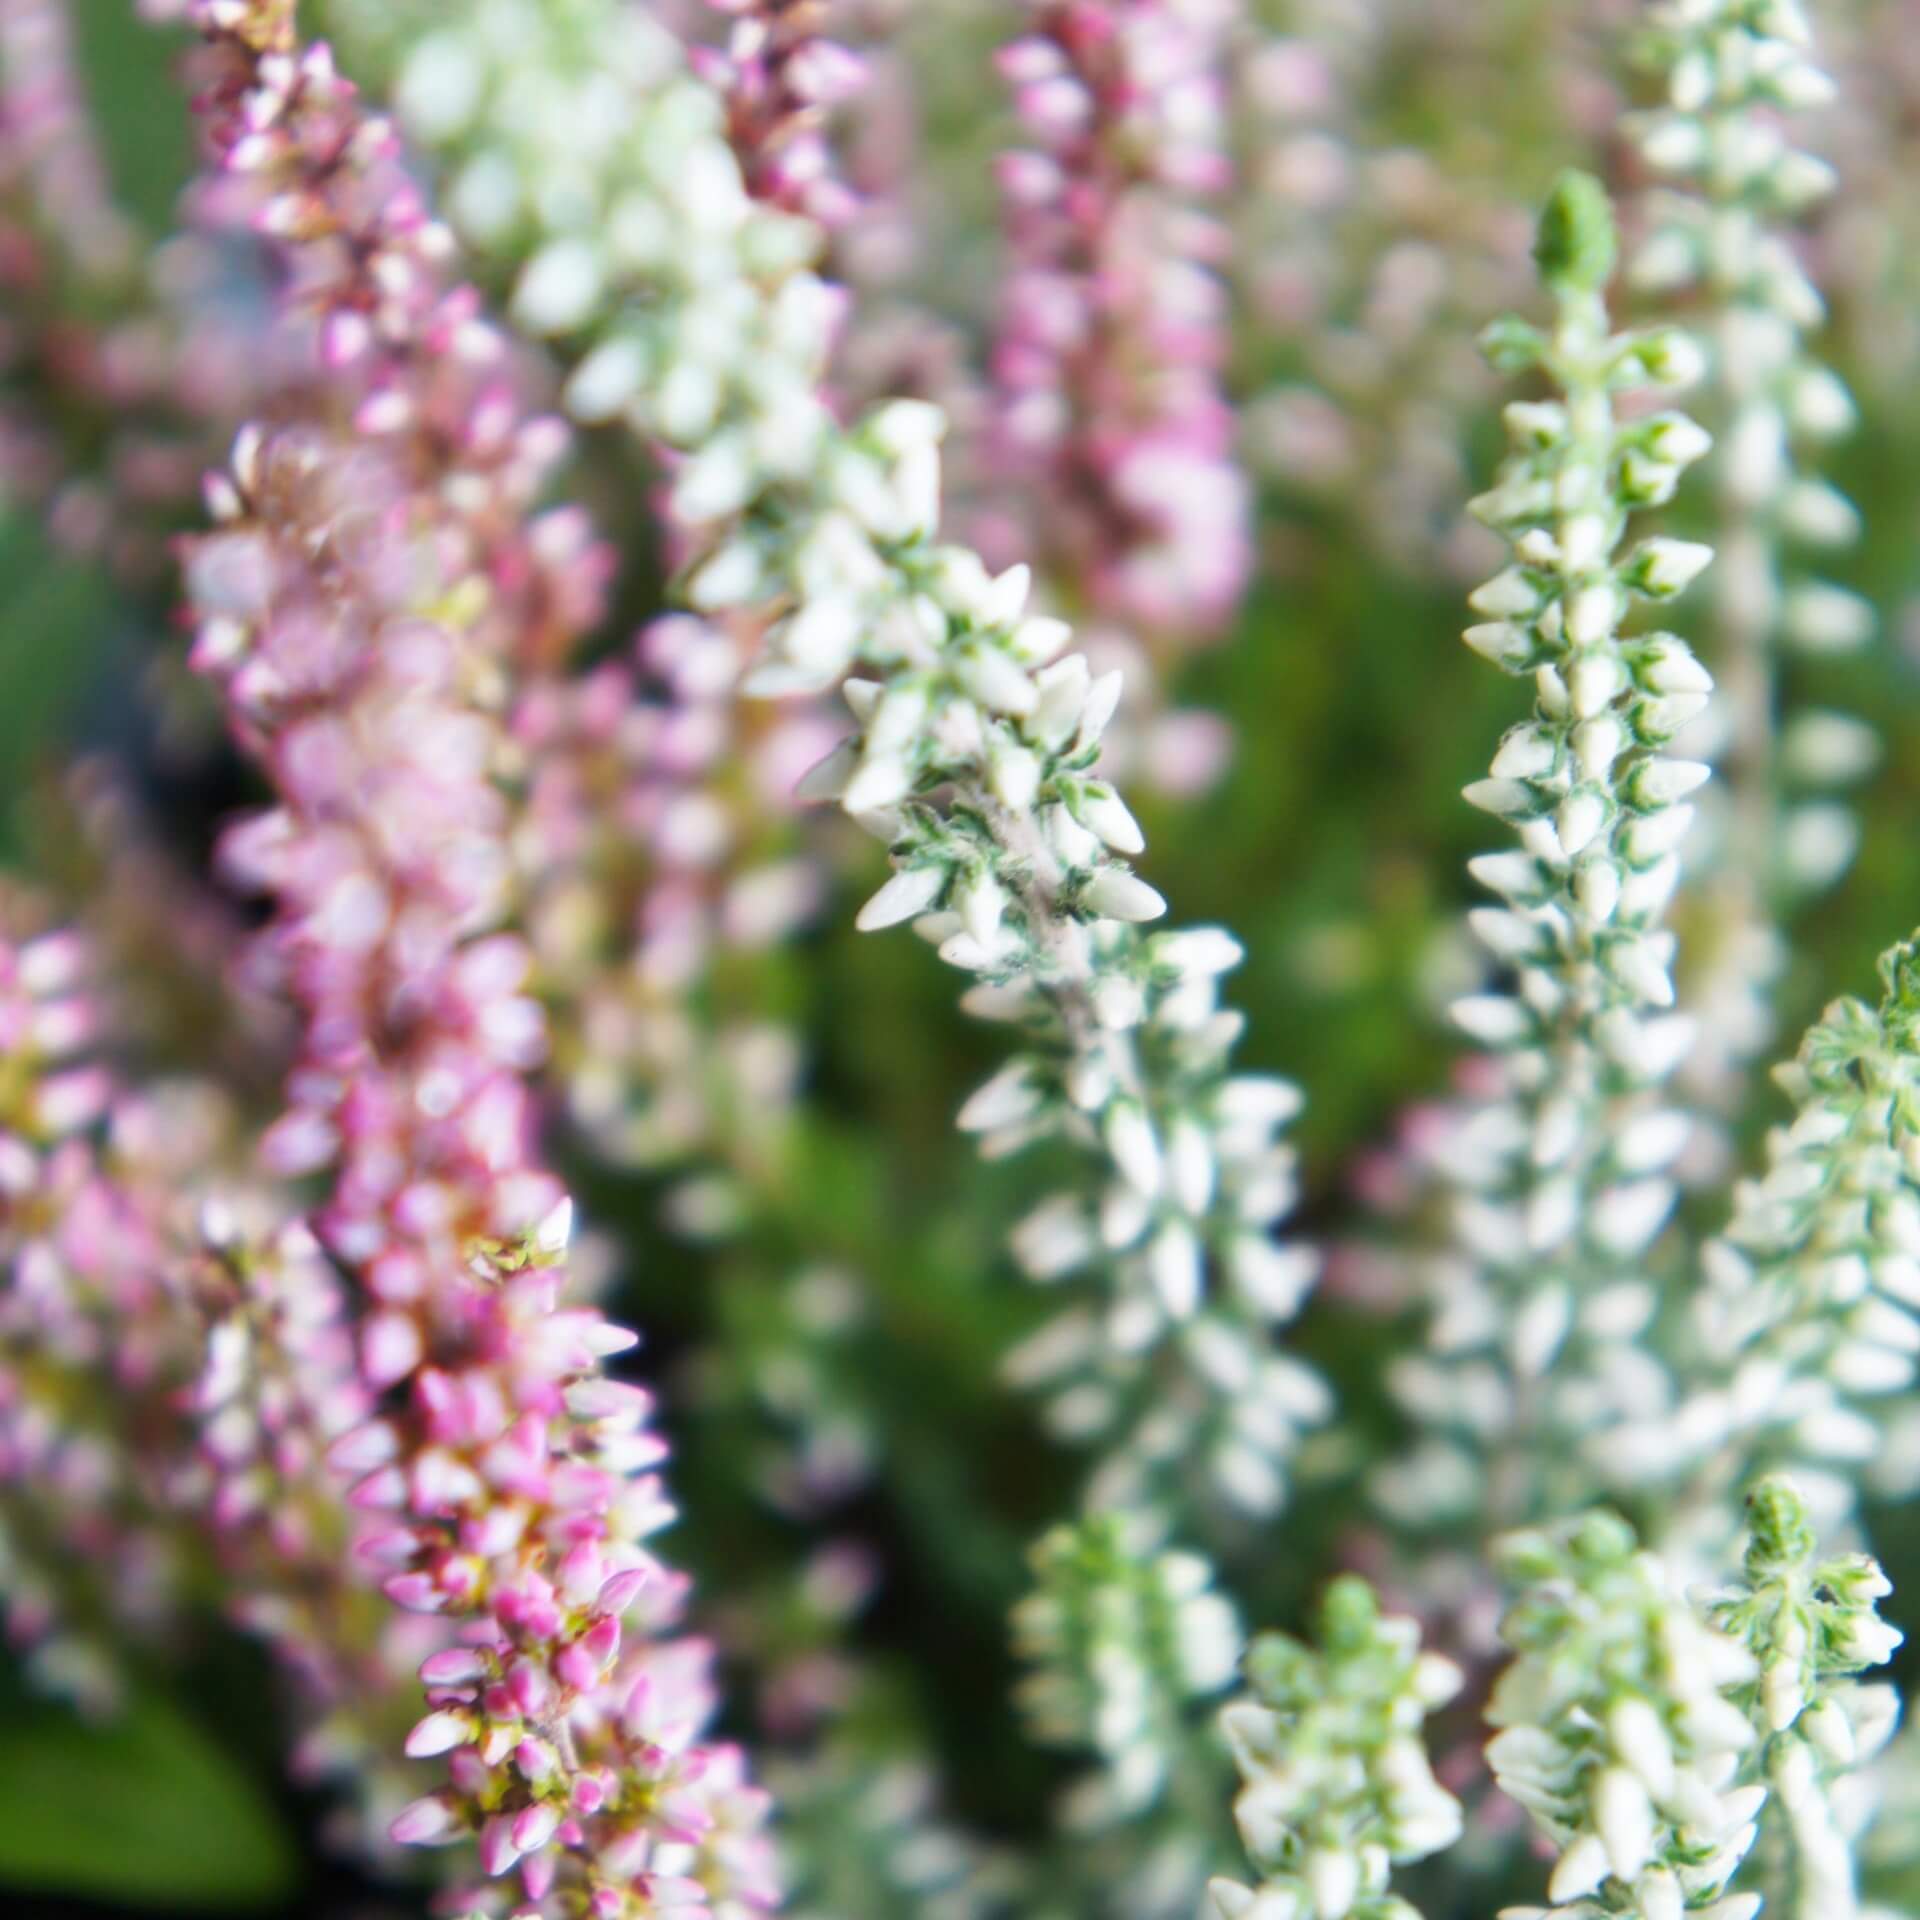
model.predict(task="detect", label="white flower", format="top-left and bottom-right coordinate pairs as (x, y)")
top-left (1084, 868), bottom-right (1168, 923)
top-left (856, 864), bottom-right (946, 932)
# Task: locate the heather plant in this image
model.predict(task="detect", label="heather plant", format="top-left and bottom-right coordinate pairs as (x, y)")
top-left (1625, 0), bottom-right (1873, 1107)
top-left (1377, 169), bottom-right (1717, 1539)
top-left (3, 2), bottom-right (1920, 1919)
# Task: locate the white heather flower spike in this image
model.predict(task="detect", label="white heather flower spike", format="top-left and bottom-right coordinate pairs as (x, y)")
top-left (1614, 935), bottom-right (1920, 1570)
top-left (1010, 1515), bottom-right (1241, 1832)
top-left (1376, 174), bottom-right (1715, 1537)
top-left (1486, 1510), bottom-right (1765, 1920)
top-left (1629, 0), bottom-right (1872, 1107)
top-left (1705, 1479), bottom-right (1903, 1920)
top-left (1211, 1576), bottom-right (1462, 1920)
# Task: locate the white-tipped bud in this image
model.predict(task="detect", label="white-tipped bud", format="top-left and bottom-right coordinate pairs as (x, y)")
top-left (1085, 868), bottom-right (1168, 923)
top-left (1091, 973), bottom-right (1147, 1030)
top-left (1491, 728), bottom-right (1557, 781)
top-left (1574, 859), bottom-right (1621, 923)
top-left (866, 398), bottom-right (947, 455)
top-left (857, 863), bottom-right (946, 931)
top-left (1452, 995), bottom-right (1532, 1048)
top-left (1106, 1100), bottom-right (1164, 1196)
top-left (1557, 790), bottom-right (1608, 858)
top-left (1078, 783), bottom-right (1146, 855)
top-left (1469, 568), bottom-right (1542, 618)
top-left (1637, 112), bottom-right (1710, 172)
top-left (1464, 621), bottom-right (1533, 669)
top-left (982, 562), bottom-right (1033, 627)
top-left (1008, 615), bottom-right (1073, 667)
top-left (1645, 414), bottom-right (1712, 466)
top-left (843, 754), bottom-right (917, 814)
top-left (1168, 1117), bottom-right (1216, 1215)
top-left (1149, 1220), bottom-right (1203, 1321)
top-left (956, 867), bottom-right (1009, 947)
top-left (1785, 583), bottom-right (1874, 654)
top-left (1762, 1659), bottom-right (1806, 1734)
top-left (1157, 928), bottom-right (1246, 977)
top-left (513, 237), bottom-right (606, 335)
top-left (1011, 1196), bottom-right (1094, 1280)
top-left (1304, 1849), bottom-right (1360, 1920)
top-left (958, 644), bottom-right (1038, 716)
top-left (1783, 711), bottom-right (1879, 787)
top-left (1637, 637), bottom-right (1711, 695)
top-left (1564, 584), bottom-right (1621, 648)
top-left (957, 1062), bottom-right (1044, 1133)
top-left (1610, 1696), bottom-right (1676, 1800)
top-left (1789, 365), bottom-right (1856, 438)
top-left (1594, 1765), bottom-right (1655, 1880)
top-left (1630, 758), bottom-right (1712, 807)
top-left (1801, 1698), bottom-right (1855, 1767)
top-left (1572, 715), bottom-right (1625, 780)
top-left (1609, 937), bottom-right (1677, 1010)
top-left (1032, 655), bottom-right (1091, 747)
top-left (795, 738), bottom-right (859, 804)
top-left (1548, 1832), bottom-right (1609, 1903)
top-left (987, 736), bottom-right (1043, 813)
top-left (1568, 654), bottom-right (1623, 720)
top-left (1636, 329), bottom-right (1707, 389)
top-left (1629, 537), bottom-right (1714, 598)
top-left (1079, 670), bottom-right (1126, 746)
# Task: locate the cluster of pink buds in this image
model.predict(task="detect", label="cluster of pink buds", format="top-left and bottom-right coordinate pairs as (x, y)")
top-left (695, 0), bottom-right (872, 231)
top-left (179, 5), bottom-right (778, 1912)
top-left (0, 870), bottom-right (422, 1809)
top-left (513, 613), bottom-right (823, 1177)
top-left (186, 1200), bottom-right (442, 1849)
top-left (989, 0), bottom-right (1250, 640)
top-left (0, 915), bottom-right (202, 1705)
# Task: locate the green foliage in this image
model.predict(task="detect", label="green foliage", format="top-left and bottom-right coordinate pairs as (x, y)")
top-left (0, 1685), bottom-right (297, 1909)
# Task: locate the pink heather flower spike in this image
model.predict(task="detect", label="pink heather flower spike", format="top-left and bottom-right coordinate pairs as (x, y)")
top-left (988, 0), bottom-right (1252, 647)
top-left (697, 0), bottom-right (871, 231)
top-left (0, 882), bottom-right (449, 1865)
top-left (0, 908), bottom-right (202, 1710)
top-left (0, 797), bottom-right (449, 1839)
top-left (510, 609), bottom-right (828, 1182)
top-left (179, 5), bottom-right (778, 1912)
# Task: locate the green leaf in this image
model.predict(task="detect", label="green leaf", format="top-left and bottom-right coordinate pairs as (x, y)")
top-left (0, 1687), bottom-right (298, 1909)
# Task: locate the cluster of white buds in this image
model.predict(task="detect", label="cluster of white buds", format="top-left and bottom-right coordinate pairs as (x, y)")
top-left (1608, 933), bottom-right (1920, 1552)
top-left (1488, 1509), bottom-right (1766, 1920)
top-left (1011, 1513), bottom-right (1240, 1833)
top-left (1207, 1575), bottom-right (1463, 1920)
top-left (1705, 1478), bottom-right (1902, 1919)
top-left (1376, 173), bottom-right (1717, 1533)
top-left (315, 0), bottom-right (838, 491)
top-left (310, 0), bottom-right (1331, 1529)
top-left (1629, 0), bottom-right (1874, 1101)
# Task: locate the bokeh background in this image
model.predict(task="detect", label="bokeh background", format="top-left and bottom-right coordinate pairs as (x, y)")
top-left (8, 1), bottom-right (1920, 1915)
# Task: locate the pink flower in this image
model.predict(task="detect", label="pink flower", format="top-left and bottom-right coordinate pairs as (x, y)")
top-left (0, 915), bottom-right (224, 1710)
top-left (989, 0), bottom-right (1251, 643)
top-left (698, 0), bottom-right (870, 230)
